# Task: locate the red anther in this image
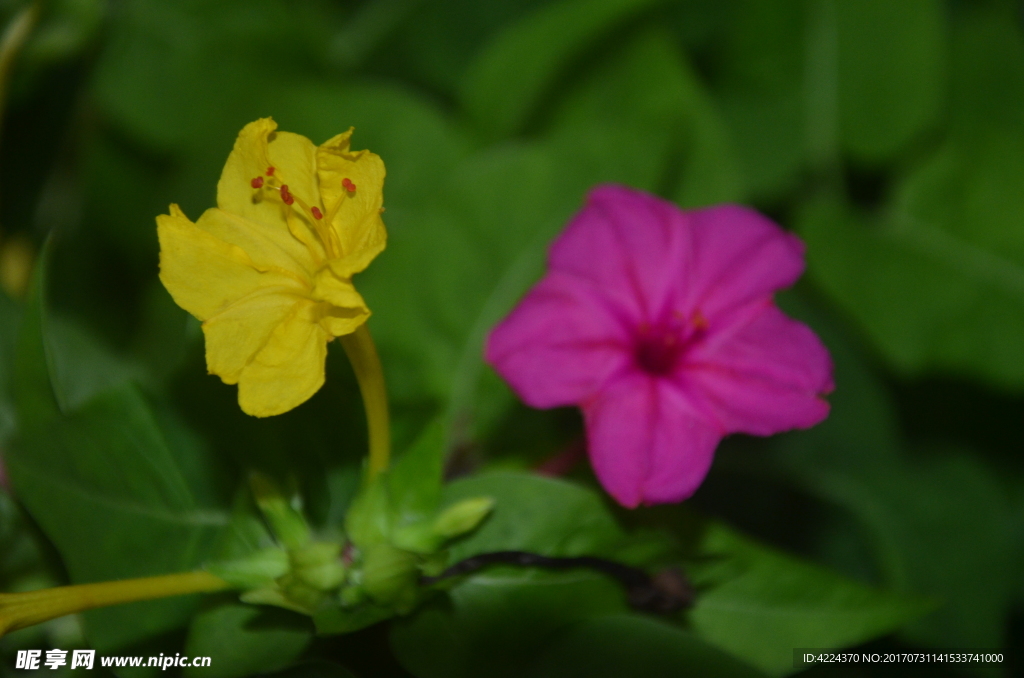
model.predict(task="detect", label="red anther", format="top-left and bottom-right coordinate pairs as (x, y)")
top-left (280, 184), bottom-right (294, 205)
top-left (251, 176), bottom-right (264, 189)
top-left (266, 166), bottom-right (275, 176)
top-left (311, 206), bottom-right (323, 220)
top-left (342, 177), bottom-right (356, 192)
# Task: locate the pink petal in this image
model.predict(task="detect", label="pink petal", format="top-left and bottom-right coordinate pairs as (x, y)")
top-left (682, 302), bottom-right (833, 436)
top-left (677, 204), bottom-right (807, 321)
top-left (547, 185), bottom-right (691, 323)
top-left (583, 372), bottom-right (723, 508)
top-left (486, 271), bottom-right (631, 409)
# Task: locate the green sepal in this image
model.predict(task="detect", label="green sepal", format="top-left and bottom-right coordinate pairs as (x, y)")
top-left (206, 547), bottom-right (290, 590)
top-left (290, 542), bottom-right (346, 591)
top-left (250, 473), bottom-right (311, 550)
top-left (344, 474), bottom-right (389, 548)
top-left (361, 542), bottom-right (420, 613)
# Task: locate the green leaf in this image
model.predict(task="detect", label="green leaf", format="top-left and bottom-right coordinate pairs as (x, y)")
top-left (0, 292), bottom-right (21, 445)
top-left (390, 472), bottom-right (630, 677)
top-left (544, 27), bottom-right (741, 206)
top-left (387, 419), bottom-right (446, 532)
top-left (442, 472), bottom-right (624, 560)
top-left (689, 523), bottom-right (929, 677)
top-left (183, 600), bottom-right (312, 678)
top-left (835, 0), bottom-right (945, 162)
top-left (391, 570), bottom-right (628, 678)
top-left (8, 245), bottom-right (229, 651)
top-left (773, 300), bottom-right (1019, 655)
top-left (357, 142), bottom-right (587, 424)
top-left (715, 0), bottom-right (804, 200)
top-left (799, 143), bottom-right (1024, 388)
top-left (262, 660), bottom-right (358, 678)
top-left (796, 449), bottom-right (1016, 653)
top-left (460, 0), bottom-right (666, 140)
top-left (529, 614), bottom-right (767, 678)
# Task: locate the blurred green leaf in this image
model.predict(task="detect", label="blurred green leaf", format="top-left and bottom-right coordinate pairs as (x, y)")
top-left (800, 142), bottom-right (1024, 388)
top-left (442, 472), bottom-right (624, 560)
top-left (545, 27), bottom-right (741, 206)
top-left (91, 0), bottom-right (329, 152)
top-left (0, 292), bottom-right (21, 444)
top-left (263, 660), bottom-right (358, 678)
top-left (22, 0), bottom-right (104, 68)
top-left (358, 142), bottom-right (583, 423)
top-left (460, 0), bottom-right (666, 140)
top-left (949, 4), bottom-right (1024, 142)
top-left (390, 471), bottom-right (627, 677)
top-left (715, 0), bottom-right (804, 200)
top-left (183, 600), bottom-right (312, 678)
top-left (773, 302), bottom-right (1019, 656)
top-left (835, 0), bottom-right (945, 162)
top-left (689, 523), bottom-right (929, 677)
top-left (530, 614), bottom-right (766, 678)
top-left (390, 570), bottom-right (628, 678)
top-left (387, 419), bottom-right (445, 532)
top-left (8, 246), bottom-right (229, 651)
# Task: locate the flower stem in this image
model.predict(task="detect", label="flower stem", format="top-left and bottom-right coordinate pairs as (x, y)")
top-left (341, 324), bottom-right (391, 479)
top-left (0, 571), bottom-right (230, 637)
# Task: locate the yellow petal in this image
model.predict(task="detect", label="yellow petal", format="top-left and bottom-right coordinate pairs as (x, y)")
top-left (237, 301), bottom-right (329, 417)
top-left (312, 267), bottom-right (371, 336)
top-left (195, 207), bottom-right (315, 281)
top-left (157, 205), bottom-right (301, 321)
top-left (202, 288), bottom-right (305, 384)
top-left (215, 118), bottom-right (278, 227)
top-left (216, 118), bottom-right (327, 263)
top-left (317, 130), bottom-right (387, 276)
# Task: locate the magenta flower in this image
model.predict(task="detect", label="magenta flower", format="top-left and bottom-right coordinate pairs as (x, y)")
top-left (485, 185), bottom-right (833, 507)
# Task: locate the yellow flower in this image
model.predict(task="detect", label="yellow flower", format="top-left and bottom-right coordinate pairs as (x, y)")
top-left (157, 118), bottom-right (386, 417)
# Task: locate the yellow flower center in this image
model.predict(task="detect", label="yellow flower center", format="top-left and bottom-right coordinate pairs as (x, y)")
top-left (248, 166), bottom-right (358, 262)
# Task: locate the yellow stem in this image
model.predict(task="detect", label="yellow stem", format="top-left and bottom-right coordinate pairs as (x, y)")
top-left (340, 324), bottom-right (391, 479)
top-left (0, 571), bottom-right (230, 638)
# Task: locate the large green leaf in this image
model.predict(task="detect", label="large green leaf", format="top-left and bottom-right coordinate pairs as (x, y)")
top-left (715, 0), bottom-right (804, 200)
top-left (799, 4), bottom-right (1024, 388)
top-left (441, 472), bottom-right (624, 561)
top-left (689, 523), bottom-right (929, 677)
top-left (545, 27), bottom-right (741, 207)
top-left (390, 472), bottom-right (631, 678)
top-left (183, 600), bottom-right (312, 678)
top-left (395, 472), bottom-right (920, 677)
top-left (772, 300), bottom-right (1019, 657)
top-left (799, 146), bottom-right (1024, 388)
top-left (8, 248), bottom-right (230, 652)
top-left (391, 569), bottom-right (628, 678)
top-left (530, 614), bottom-right (766, 678)
top-left (460, 0), bottom-right (666, 140)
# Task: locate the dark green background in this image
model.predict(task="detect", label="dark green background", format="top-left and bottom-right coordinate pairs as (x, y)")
top-left (0, 0), bottom-right (1021, 676)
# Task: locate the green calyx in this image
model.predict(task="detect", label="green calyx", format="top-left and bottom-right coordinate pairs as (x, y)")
top-left (213, 422), bottom-right (494, 629)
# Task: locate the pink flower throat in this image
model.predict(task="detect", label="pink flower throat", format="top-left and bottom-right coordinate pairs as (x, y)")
top-left (632, 313), bottom-right (707, 376)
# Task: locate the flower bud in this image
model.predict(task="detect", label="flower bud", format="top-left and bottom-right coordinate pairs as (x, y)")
top-left (432, 497), bottom-right (495, 540)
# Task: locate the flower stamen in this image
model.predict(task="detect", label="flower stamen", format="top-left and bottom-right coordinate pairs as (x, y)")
top-left (251, 176), bottom-right (264, 189)
top-left (279, 184), bottom-right (294, 205)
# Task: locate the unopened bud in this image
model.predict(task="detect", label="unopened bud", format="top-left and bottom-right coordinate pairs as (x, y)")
top-left (432, 497), bottom-right (494, 539)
